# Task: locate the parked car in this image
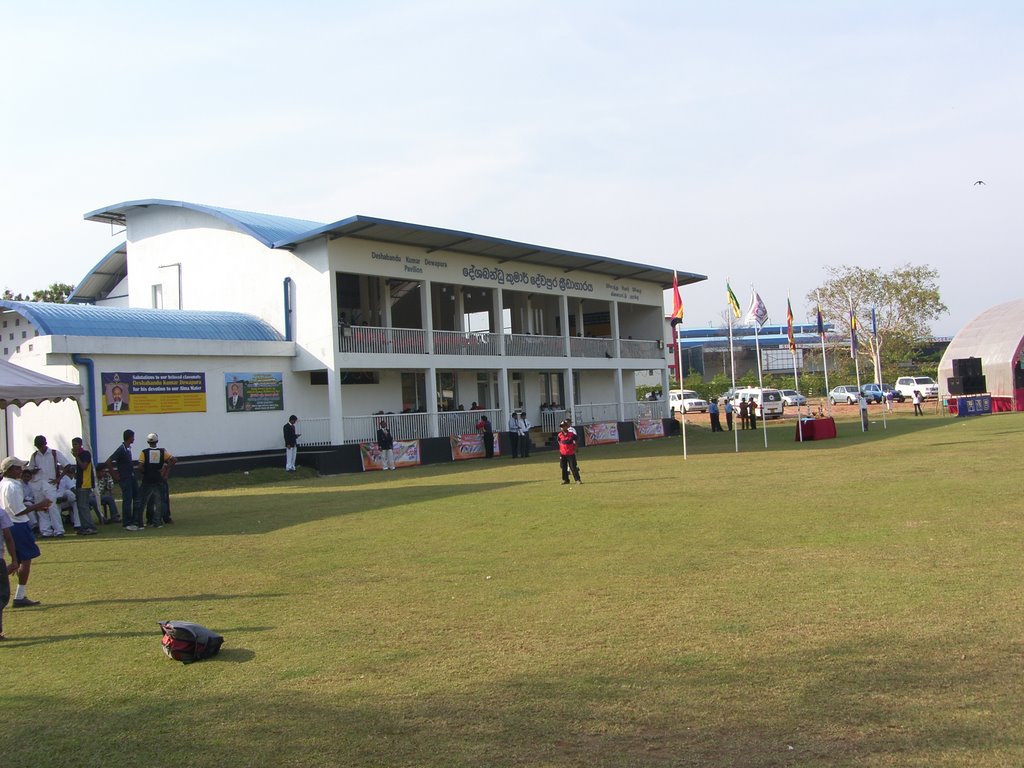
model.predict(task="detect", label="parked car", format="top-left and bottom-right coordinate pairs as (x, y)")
top-left (668, 389), bottom-right (709, 414)
top-left (730, 387), bottom-right (785, 419)
top-left (895, 376), bottom-right (939, 400)
top-left (780, 389), bottom-right (807, 407)
top-left (860, 383), bottom-right (884, 404)
top-left (828, 385), bottom-right (861, 405)
top-left (880, 383), bottom-right (906, 403)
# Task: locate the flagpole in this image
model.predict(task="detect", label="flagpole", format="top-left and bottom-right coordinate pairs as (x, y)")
top-left (873, 305), bottom-right (887, 430)
top-left (677, 320), bottom-right (687, 460)
top-left (729, 305), bottom-right (739, 454)
top-left (789, 293), bottom-right (802, 442)
top-left (754, 323), bottom-right (768, 449)
top-left (852, 302), bottom-right (865, 433)
top-left (817, 292), bottom-right (831, 419)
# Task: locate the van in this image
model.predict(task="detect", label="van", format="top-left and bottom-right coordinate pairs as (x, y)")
top-left (731, 387), bottom-right (784, 420)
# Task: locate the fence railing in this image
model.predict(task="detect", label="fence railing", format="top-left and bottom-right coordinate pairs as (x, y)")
top-left (569, 337), bottom-right (615, 359)
top-left (539, 409), bottom-right (569, 432)
top-left (619, 339), bottom-right (662, 359)
top-left (572, 402), bottom-right (621, 424)
top-left (505, 333), bottom-right (566, 357)
top-left (340, 409), bottom-right (504, 444)
top-left (297, 416), bottom-right (332, 446)
top-left (433, 330), bottom-right (500, 356)
top-left (437, 408), bottom-right (501, 438)
top-left (336, 324), bottom-right (661, 361)
top-left (339, 326), bottom-right (428, 354)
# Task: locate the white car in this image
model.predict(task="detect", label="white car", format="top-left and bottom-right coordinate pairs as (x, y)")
top-left (668, 389), bottom-right (709, 414)
top-left (780, 389), bottom-right (806, 407)
top-left (895, 376), bottom-right (939, 400)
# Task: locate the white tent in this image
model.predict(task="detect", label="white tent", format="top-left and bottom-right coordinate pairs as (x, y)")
top-left (938, 298), bottom-right (1024, 410)
top-left (0, 358), bottom-right (84, 409)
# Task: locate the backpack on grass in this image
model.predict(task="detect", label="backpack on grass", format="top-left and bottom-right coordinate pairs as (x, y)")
top-left (159, 621), bottom-right (224, 663)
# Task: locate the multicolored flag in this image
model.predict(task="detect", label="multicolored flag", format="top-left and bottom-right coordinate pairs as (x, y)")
top-left (726, 282), bottom-right (741, 319)
top-left (786, 298), bottom-right (795, 352)
top-left (745, 290), bottom-right (768, 328)
top-left (670, 271), bottom-right (684, 328)
top-left (871, 305), bottom-right (878, 339)
top-left (815, 302), bottom-right (825, 337)
top-left (850, 309), bottom-right (858, 359)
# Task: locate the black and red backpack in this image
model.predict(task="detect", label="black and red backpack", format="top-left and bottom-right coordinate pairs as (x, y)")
top-left (159, 621), bottom-right (225, 663)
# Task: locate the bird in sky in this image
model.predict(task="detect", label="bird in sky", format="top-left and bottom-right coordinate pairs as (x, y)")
top-left (974, 180), bottom-right (986, 185)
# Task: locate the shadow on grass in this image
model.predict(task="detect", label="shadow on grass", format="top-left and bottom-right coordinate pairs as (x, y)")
top-left (1, 624), bottom-right (273, 649)
top-left (3, 634), bottom-right (1020, 767)
top-left (37, 593), bottom-right (289, 609)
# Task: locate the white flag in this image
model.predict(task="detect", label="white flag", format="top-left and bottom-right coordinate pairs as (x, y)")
top-left (745, 290), bottom-right (768, 328)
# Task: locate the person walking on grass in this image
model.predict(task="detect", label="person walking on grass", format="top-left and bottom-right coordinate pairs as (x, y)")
top-left (376, 420), bottom-right (396, 470)
top-left (557, 420), bottom-right (582, 486)
top-left (0, 457), bottom-right (51, 608)
top-left (912, 390), bottom-right (924, 416)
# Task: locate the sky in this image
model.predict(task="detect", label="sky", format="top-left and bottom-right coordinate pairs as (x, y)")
top-left (2, 1), bottom-right (1021, 336)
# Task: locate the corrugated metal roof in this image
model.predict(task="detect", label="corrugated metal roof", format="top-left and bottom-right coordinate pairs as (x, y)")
top-left (68, 242), bottom-right (128, 303)
top-left (0, 301), bottom-right (284, 342)
top-left (83, 199), bottom-right (325, 248)
top-left (84, 200), bottom-right (706, 289)
top-left (277, 214), bottom-right (705, 289)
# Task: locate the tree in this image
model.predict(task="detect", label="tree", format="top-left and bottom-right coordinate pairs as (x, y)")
top-left (807, 264), bottom-right (947, 381)
top-left (2, 282), bottom-right (75, 303)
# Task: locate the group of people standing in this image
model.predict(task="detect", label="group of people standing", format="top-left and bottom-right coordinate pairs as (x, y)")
top-left (0, 428), bottom-right (175, 637)
top-left (706, 397), bottom-right (757, 432)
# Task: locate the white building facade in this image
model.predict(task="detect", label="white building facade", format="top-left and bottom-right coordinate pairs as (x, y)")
top-left (2, 200), bottom-right (704, 472)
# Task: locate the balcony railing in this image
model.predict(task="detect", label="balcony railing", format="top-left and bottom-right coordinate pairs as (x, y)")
top-left (505, 333), bottom-right (566, 357)
top-left (569, 337), bottom-right (615, 358)
top-left (340, 409), bottom-right (502, 444)
top-left (433, 330), bottom-right (500, 356)
top-left (619, 338), bottom-right (663, 359)
top-left (337, 324), bottom-right (660, 361)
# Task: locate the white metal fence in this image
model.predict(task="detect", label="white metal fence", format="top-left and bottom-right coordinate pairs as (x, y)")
top-left (505, 333), bottom-right (566, 357)
top-left (619, 339), bottom-right (662, 359)
top-left (569, 337), bottom-right (615, 358)
top-left (339, 409), bottom-right (504, 444)
top-left (338, 326), bottom-right (428, 354)
top-left (297, 416), bottom-right (331, 446)
top-left (432, 330), bottom-right (500, 356)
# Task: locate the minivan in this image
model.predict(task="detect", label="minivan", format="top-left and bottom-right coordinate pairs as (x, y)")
top-left (730, 387), bottom-right (784, 419)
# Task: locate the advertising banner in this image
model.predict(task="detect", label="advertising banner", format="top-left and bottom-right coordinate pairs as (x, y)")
top-left (359, 440), bottom-right (422, 471)
top-left (101, 372), bottom-right (206, 415)
top-left (450, 433), bottom-right (501, 460)
top-left (635, 418), bottom-right (665, 440)
top-left (583, 421), bottom-right (620, 445)
top-left (224, 372), bottom-right (284, 413)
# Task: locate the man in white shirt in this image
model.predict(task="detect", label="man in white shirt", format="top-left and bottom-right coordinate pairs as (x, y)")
top-left (28, 435), bottom-right (69, 538)
top-left (1, 456), bottom-right (50, 608)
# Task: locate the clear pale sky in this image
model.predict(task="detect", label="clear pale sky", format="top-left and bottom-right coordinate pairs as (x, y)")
top-left (2, 1), bottom-right (1020, 336)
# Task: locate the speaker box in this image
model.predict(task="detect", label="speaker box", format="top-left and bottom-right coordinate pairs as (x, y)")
top-left (962, 374), bottom-right (986, 395)
top-left (947, 376), bottom-right (965, 396)
top-left (953, 357), bottom-right (983, 378)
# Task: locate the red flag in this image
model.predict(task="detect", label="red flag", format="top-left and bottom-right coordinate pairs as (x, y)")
top-left (671, 271), bottom-right (684, 328)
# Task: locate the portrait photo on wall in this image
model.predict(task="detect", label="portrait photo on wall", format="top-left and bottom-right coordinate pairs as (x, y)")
top-left (105, 381), bottom-right (130, 413)
top-left (225, 380), bottom-right (247, 411)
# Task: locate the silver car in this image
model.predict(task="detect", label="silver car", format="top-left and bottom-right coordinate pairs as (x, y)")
top-left (828, 385), bottom-right (861, 405)
top-left (780, 389), bottom-right (806, 407)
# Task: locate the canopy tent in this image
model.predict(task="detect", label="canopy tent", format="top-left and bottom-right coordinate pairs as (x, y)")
top-left (0, 358), bottom-right (84, 409)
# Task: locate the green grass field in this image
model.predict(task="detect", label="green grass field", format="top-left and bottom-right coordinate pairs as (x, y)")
top-left (4, 410), bottom-right (1022, 767)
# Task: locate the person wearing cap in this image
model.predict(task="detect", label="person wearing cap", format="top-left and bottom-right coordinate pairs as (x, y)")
top-left (28, 435), bottom-right (69, 538)
top-left (0, 456), bottom-right (52, 608)
top-left (557, 421), bottom-right (582, 485)
top-left (107, 429), bottom-right (142, 530)
top-left (1, 498), bottom-right (18, 637)
top-left (139, 433), bottom-right (176, 529)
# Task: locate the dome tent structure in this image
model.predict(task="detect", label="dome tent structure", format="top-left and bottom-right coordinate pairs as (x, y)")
top-left (937, 299), bottom-right (1024, 411)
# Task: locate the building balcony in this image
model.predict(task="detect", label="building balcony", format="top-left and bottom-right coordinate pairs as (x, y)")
top-left (338, 325), bottom-right (663, 362)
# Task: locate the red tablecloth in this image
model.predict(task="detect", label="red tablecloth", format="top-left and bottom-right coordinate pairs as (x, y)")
top-left (795, 417), bottom-right (837, 441)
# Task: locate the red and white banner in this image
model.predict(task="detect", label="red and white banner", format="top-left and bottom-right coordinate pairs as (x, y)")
top-left (583, 421), bottom-right (619, 445)
top-left (359, 439), bottom-right (422, 471)
top-left (450, 433), bottom-right (501, 460)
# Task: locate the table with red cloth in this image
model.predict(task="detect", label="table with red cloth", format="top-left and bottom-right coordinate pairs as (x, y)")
top-left (795, 417), bottom-right (837, 441)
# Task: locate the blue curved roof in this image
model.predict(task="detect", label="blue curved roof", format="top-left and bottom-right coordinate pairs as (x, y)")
top-left (83, 199), bottom-right (325, 248)
top-left (0, 301), bottom-right (284, 342)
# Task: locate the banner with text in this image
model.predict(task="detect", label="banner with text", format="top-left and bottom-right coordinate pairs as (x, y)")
top-left (583, 422), bottom-right (620, 445)
top-left (635, 418), bottom-right (666, 440)
top-left (359, 440), bottom-right (422, 471)
top-left (450, 433), bottom-right (502, 460)
top-left (101, 372), bottom-right (206, 415)
top-left (224, 372), bottom-right (284, 413)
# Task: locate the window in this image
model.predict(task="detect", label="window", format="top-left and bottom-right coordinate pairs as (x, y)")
top-left (401, 372), bottom-right (426, 412)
